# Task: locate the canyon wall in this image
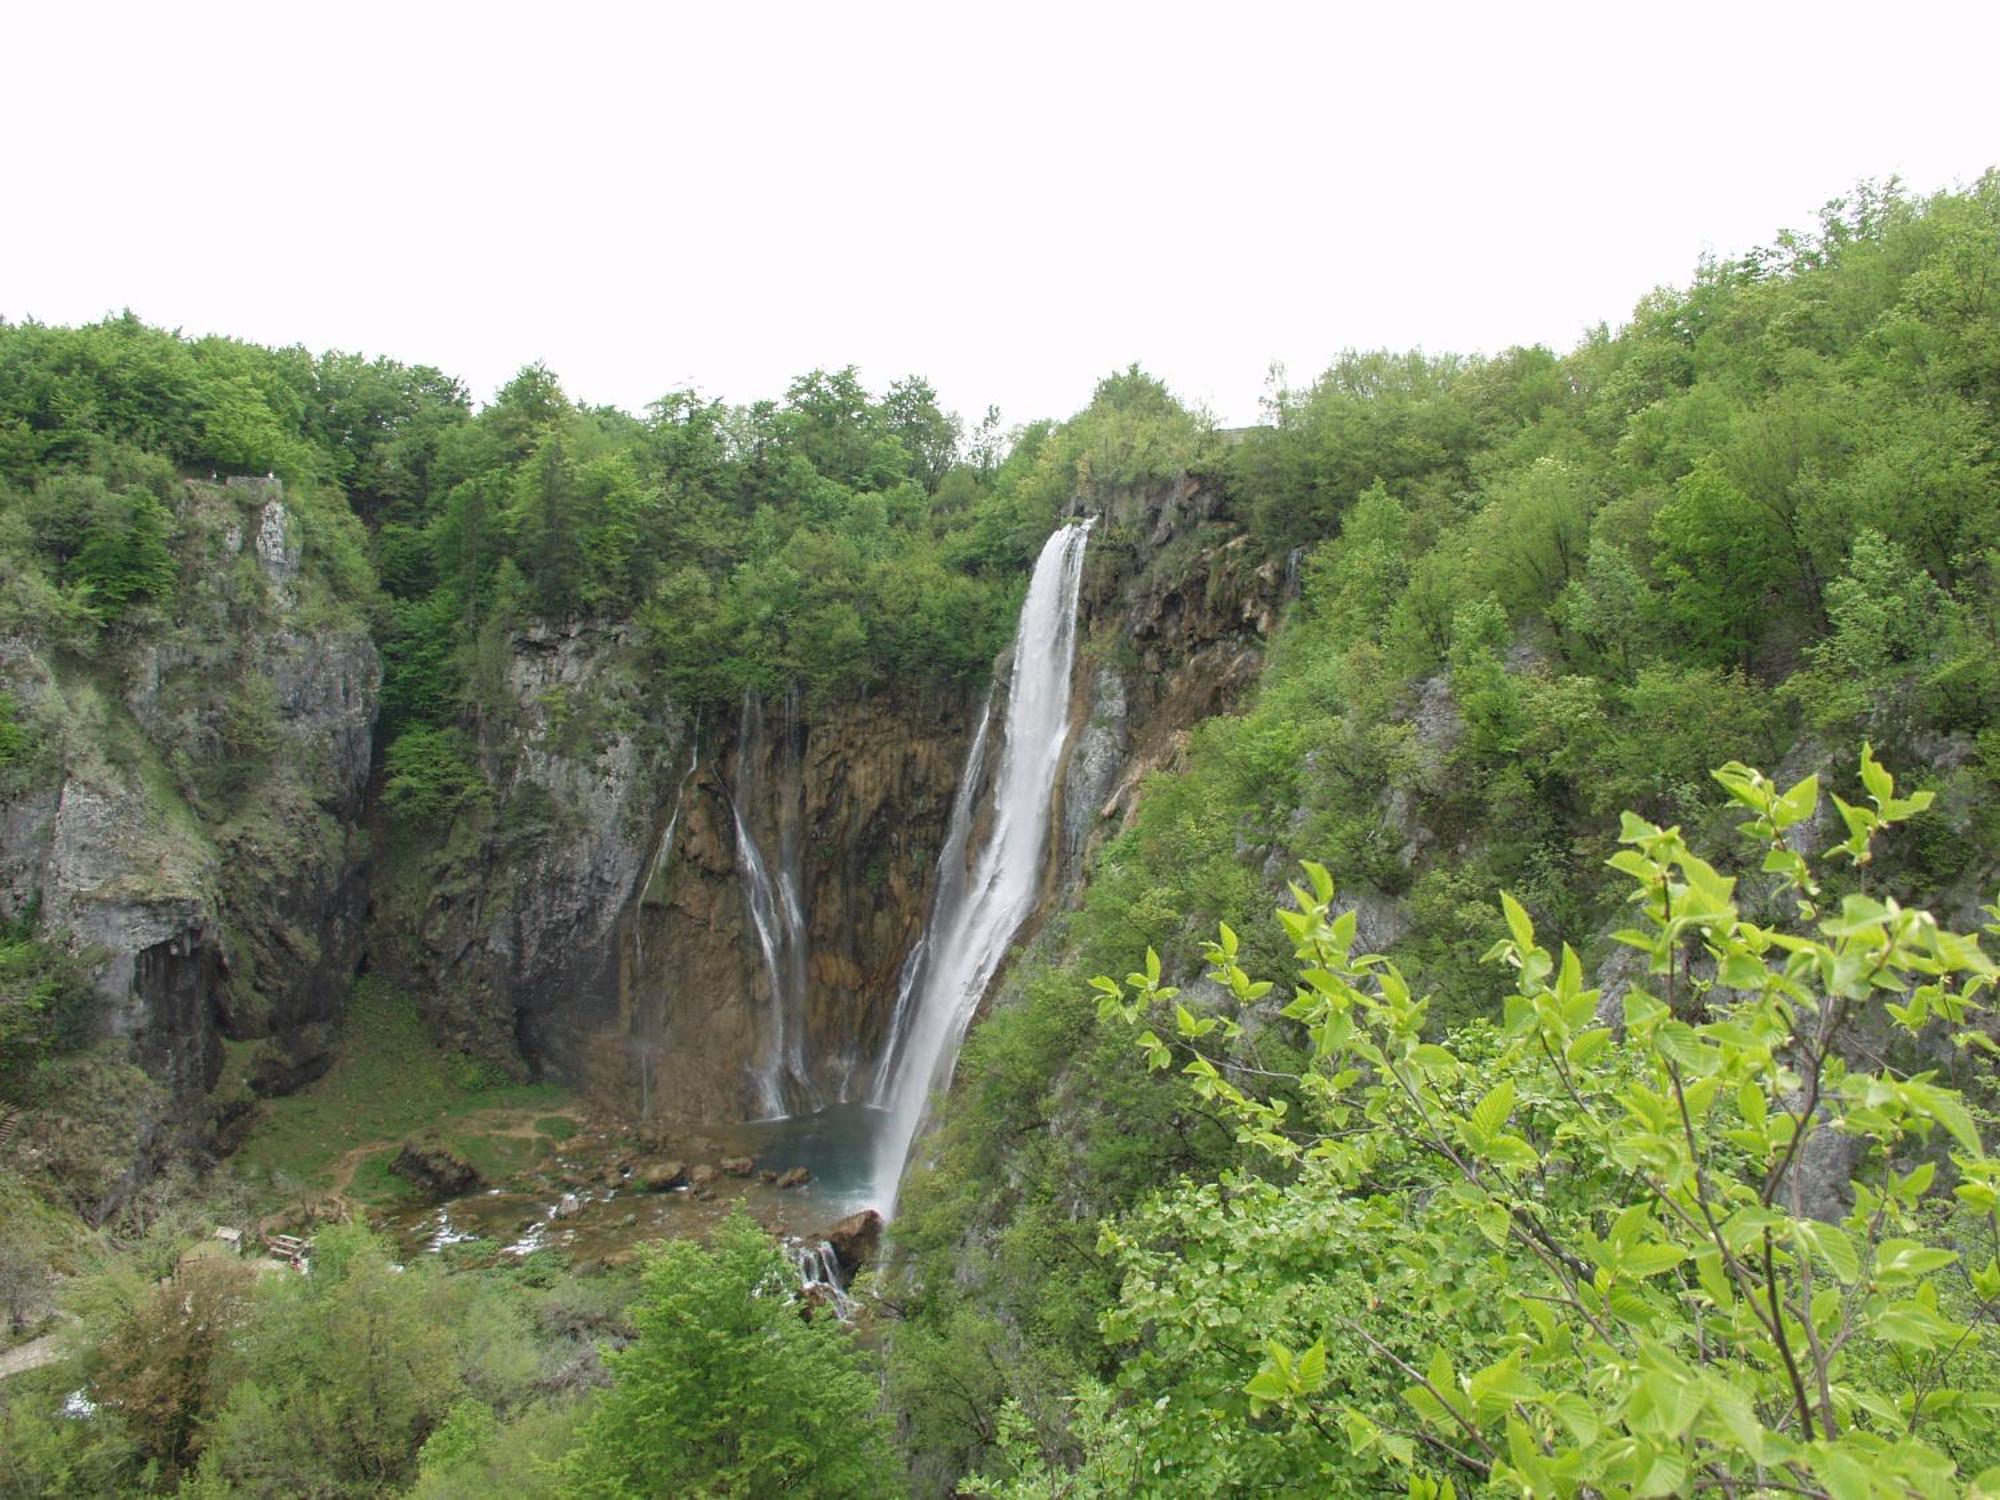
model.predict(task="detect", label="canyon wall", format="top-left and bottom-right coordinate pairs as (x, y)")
top-left (0, 478), bottom-right (378, 1211)
top-left (370, 471), bottom-right (1284, 1124)
top-left (0, 468), bottom-right (1285, 1192)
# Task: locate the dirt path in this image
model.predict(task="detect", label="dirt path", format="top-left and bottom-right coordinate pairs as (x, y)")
top-left (313, 1105), bottom-right (588, 1217)
top-left (0, 1330), bottom-right (65, 1382)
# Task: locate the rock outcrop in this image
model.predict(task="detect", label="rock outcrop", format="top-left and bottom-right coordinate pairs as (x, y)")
top-left (368, 619), bottom-right (685, 1082)
top-left (0, 478), bottom-right (379, 1213)
top-left (1056, 474), bottom-right (1287, 887)
top-left (369, 615), bottom-right (979, 1121)
top-left (391, 1138), bottom-right (482, 1198)
top-left (604, 686), bottom-right (976, 1120)
top-left (825, 1208), bottom-right (883, 1276)
top-left (0, 461), bottom-right (1284, 1207)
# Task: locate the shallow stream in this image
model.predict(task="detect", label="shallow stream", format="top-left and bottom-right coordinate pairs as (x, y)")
top-left (375, 1103), bottom-right (883, 1266)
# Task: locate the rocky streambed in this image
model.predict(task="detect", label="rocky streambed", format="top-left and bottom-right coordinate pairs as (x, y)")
top-left (371, 1102), bottom-right (887, 1274)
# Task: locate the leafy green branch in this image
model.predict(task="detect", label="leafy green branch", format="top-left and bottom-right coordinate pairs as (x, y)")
top-left (1090, 749), bottom-right (1999, 1499)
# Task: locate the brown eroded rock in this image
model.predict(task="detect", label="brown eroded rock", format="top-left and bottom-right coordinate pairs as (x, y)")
top-left (638, 1159), bottom-right (687, 1191)
top-left (720, 1156), bottom-right (755, 1178)
top-left (774, 1166), bottom-right (810, 1189)
top-left (825, 1209), bottom-right (882, 1275)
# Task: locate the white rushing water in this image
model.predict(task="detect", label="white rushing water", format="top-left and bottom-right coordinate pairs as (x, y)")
top-left (866, 519), bottom-right (1093, 1214)
top-left (792, 1239), bottom-right (856, 1319)
top-left (632, 739), bottom-right (699, 974)
top-left (733, 692), bottom-right (818, 1119)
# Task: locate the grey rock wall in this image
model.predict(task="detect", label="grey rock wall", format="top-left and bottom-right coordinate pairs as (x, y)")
top-left (0, 478), bottom-right (379, 1206)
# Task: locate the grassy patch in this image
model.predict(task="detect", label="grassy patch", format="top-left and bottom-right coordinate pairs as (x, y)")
top-left (535, 1115), bottom-right (579, 1142)
top-left (229, 978), bottom-right (566, 1200)
top-left (346, 1149), bottom-right (420, 1209)
top-left (447, 1131), bottom-right (549, 1184)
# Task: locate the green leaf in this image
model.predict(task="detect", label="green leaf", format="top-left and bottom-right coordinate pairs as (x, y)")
top-left (1610, 1202), bottom-right (1651, 1249)
top-left (1775, 773), bottom-right (1819, 830)
top-left (1474, 1204), bottom-right (1511, 1248)
top-left (1550, 1391), bottom-right (1599, 1444)
top-left (1469, 1352), bottom-right (1541, 1409)
top-left (1735, 1080), bottom-right (1767, 1129)
top-left (1654, 1020), bottom-right (1710, 1071)
top-left (1425, 1347), bottom-right (1456, 1406)
top-left (1608, 848), bottom-right (1658, 882)
top-left (1831, 792), bottom-right (1877, 853)
top-left (1245, 1368), bottom-right (1291, 1403)
top-left (1694, 1249), bottom-right (1733, 1307)
top-left (1872, 1301), bottom-right (1948, 1348)
top-left (1905, 1079), bottom-right (1981, 1155)
top-left (1566, 1028), bottom-right (1611, 1067)
top-left (1295, 1338), bottom-right (1327, 1393)
top-left (1798, 1221), bottom-right (1859, 1284)
top-left (1486, 1134), bottom-right (1540, 1170)
top-left (1500, 892), bottom-right (1535, 951)
top-left (1302, 860), bottom-right (1334, 904)
top-left (1706, 1378), bottom-right (1763, 1463)
top-left (1859, 741), bottom-right (1893, 806)
top-left (1636, 1445), bottom-right (1687, 1497)
top-left (1817, 1445), bottom-right (1872, 1500)
top-left (1467, 1080), bottom-right (1517, 1145)
top-left (1620, 1243), bottom-right (1687, 1278)
top-left (1876, 1238), bottom-right (1957, 1281)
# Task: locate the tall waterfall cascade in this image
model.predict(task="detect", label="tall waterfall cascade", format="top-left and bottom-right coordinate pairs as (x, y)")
top-left (866, 519), bottom-right (1093, 1214)
top-left (731, 693), bottom-right (820, 1120)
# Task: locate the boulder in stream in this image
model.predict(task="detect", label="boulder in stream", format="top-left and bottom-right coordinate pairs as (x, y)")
top-left (774, 1166), bottom-right (810, 1190)
top-left (390, 1138), bottom-right (482, 1199)
top-left (638, 1160), bottom-right (687, 1191)
top-left (825, 1209), bottom-right (882, 1275)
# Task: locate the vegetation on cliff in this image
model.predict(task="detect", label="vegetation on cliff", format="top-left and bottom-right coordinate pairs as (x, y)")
top-left (1, 171), bottom-right (1997, 1497)
top-left (887, 175), bottom-right (2000, 1494)
top-left (979, 757), bottom-right (1999, 1496)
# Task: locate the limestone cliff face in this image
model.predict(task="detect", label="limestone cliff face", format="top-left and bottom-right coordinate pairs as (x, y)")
top-left (590, 474), bottom-right (1279, 1121)
top-left (367, 621), bottom-right (684, 1078)
top-left (588, 688), bottom-right (973, 1121)
top-left (1, 466), bottom-right (1277, 1156)
top-left (0, 477), bottom-right (379, 1205)
top-left (367, 614), bottom-right (973, 1123)
top-left (1056, 474), bottom-right (1288, 888)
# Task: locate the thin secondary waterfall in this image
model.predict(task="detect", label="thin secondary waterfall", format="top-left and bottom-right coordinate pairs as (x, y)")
top-left (733, 693), bottom-right (818, 1119)
top-left (866, 519), bottom-right (1093, 1213)
top-left (632, 739), bottom-right (699, 974)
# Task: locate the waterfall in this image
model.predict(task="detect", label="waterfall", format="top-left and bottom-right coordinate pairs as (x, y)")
top-left (793, 1239), bottom-right (855, 1319)
top-left (773, 689), bottom-right (817, 1107)
top-left (733, 693), bottom-right (819, 1119)
top-left (866, 520), bottom-right (1093, 1214)
top-left (865, 703), bottom-right (991, 1100)
top-left (632, 739), bottom-right (699, 974)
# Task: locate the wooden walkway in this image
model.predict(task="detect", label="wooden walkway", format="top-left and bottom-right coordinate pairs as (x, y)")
top-left (0, 1106), bottom-right (21, 1154)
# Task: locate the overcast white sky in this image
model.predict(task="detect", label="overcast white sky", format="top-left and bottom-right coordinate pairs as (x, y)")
top-left (4, 1), bottom-right (1995, 429)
